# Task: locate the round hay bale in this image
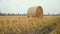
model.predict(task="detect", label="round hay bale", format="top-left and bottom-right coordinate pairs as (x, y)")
top-left (27, 6), bottom-right (43, 19)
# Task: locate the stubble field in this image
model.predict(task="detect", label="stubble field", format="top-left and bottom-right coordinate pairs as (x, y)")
top-left (0, 16), bottom-right (60, 34)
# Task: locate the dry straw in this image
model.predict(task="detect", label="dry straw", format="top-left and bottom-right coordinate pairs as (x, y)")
top-left (27, 6), bottom-right (43, 19)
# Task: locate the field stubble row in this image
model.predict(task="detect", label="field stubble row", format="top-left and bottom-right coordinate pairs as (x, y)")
top-left (0, 16), bottom-right (60, 34)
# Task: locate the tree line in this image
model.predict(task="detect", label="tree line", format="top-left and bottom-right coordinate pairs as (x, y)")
top-left (0, 12), bottom-right (27, 16)
top-left (0, 12), bottom-right (60, 16)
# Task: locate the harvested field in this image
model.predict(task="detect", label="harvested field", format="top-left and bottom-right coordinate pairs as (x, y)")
top-left (0, 16), bottom-right (60, 34)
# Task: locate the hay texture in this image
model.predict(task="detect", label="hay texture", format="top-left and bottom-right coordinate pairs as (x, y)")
top-left (27, 6), bottom-right (43, 19)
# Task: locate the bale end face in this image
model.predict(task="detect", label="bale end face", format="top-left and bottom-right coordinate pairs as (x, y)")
top-left (27, 6), bottom-right (43, 19)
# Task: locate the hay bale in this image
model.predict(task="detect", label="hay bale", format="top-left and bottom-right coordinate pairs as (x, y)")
top-left (27, 6), bottom-right (43, 19)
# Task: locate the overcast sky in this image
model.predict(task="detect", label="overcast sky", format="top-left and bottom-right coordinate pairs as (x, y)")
top-left (0, 0), bottom-right (60, 14)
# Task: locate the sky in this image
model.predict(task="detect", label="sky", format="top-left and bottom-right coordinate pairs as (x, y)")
top-left (0, 0), bottom-right (60, 14)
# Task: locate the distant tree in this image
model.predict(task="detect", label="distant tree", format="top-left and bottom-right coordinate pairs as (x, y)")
top-left (0, 12), bottom-right (1, 14)
top-left (7, 13), bottom-right (11, 16)
top-left (48, 13), bottom-right (50, 16)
